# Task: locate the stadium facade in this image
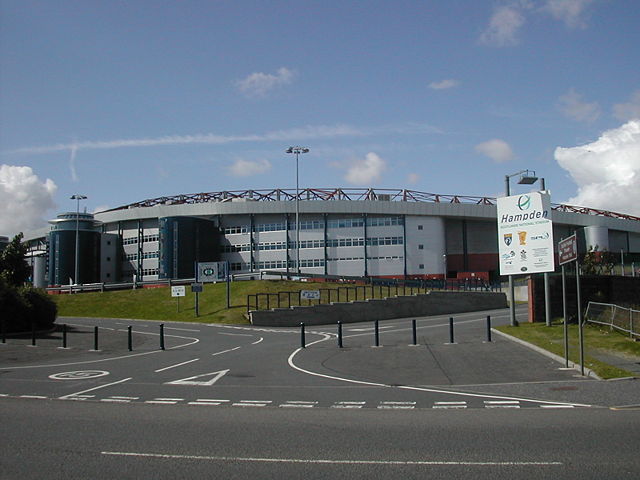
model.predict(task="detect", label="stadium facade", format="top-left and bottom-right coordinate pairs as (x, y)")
top-left (20, 188), bottom-right (640, 288)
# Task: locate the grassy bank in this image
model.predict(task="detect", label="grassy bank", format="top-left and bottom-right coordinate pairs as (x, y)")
top-left (496, 321), bottom-right (640, 379)
top-left (52, 280), bottom-right (335, 324)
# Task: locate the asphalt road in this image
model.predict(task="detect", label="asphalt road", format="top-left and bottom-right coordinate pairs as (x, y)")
top-left (1, 305), bottom-right (639, 478)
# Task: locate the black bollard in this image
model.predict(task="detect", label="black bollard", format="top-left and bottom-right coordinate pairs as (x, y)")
top-left (160, 324), bottom-right (165, 350)
top-left (486, 315), bottom-right (492, 342)
top-left (449, 317), bottom-right (455, 344)
top-left (128, 326), bottom-right (133, 351)
top-left (93, 326), bottom-right (99, 351)
top-left (412, 319), bottom-right (417, 345)
top-left (300, 323), bottom-right (306, 349)
top-left (1, 317), bottom-right (5, 344)
top-left (374, 320), bottom-right (380, 347)
top-left (338, 321), bottom-right (343, 348)
top-left (62, 324), bottom-right (67, 348)
top-left (31, 322), bottom-right (36, 346)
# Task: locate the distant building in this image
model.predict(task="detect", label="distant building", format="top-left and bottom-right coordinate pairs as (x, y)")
top-left (21, 188), bottom-right (640, 286)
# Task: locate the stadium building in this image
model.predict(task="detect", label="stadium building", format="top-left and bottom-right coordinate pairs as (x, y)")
top-left (20, 187), bottom-right (640, 288)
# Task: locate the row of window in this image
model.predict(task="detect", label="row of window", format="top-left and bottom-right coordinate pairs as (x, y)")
top-left (228, 256), bottom-right (405, 271)
top-left (124, 251), bottom-right (160, 261)
top-left (221, 237), bottom-right (404, 253)
top-left (223, 217), bottom-right (404, 234)
top-left (122, 234), bottom-right (159, 245)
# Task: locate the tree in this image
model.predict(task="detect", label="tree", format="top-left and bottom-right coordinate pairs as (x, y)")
top-left (581, 245), bottom-right (616, 275)
top-left (0, 233), bottom-right (30, 286)
top-left (0, 233), bottom-right (57, 332)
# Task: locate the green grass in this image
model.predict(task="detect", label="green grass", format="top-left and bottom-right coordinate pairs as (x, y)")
top-left (52, 280), bottom-right (381, 325)
top-left (495, 321), bottom-right (640, 379)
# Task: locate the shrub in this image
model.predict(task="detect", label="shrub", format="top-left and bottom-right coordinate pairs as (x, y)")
top-left (0, 279), bottom-right (57, 332)
top-left (20, 287), bottom-right (57, 329)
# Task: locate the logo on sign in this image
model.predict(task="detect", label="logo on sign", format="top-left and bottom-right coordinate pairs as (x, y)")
top-left (517, 195), bottom-right (531, 210)
top-left (503, 234), bottom-right (513, 246)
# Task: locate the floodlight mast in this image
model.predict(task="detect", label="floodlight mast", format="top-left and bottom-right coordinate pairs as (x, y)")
top-left (286, 147), bottom-right (309, 274)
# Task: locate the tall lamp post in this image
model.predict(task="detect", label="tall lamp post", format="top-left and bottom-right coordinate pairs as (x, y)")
top-left (286, 146), bottom-right (309, 274)
top-left (70, 194), bottom-right (87, 285)
top-left (504, 170), bottom-right (538, 326)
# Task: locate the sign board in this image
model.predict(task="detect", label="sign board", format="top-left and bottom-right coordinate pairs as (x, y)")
top-left (300, 290), bottom-right (321, 300)
top-left (191, 282), bottom-right (203, 293)
top-left (497, 192), bottom-right (555, 275)
top-left (197, 261), bottom-right (228, 283)
top-left (558, 234), bottom-right (578, 265)
top-left (171, 286), bottom-right (186, 297)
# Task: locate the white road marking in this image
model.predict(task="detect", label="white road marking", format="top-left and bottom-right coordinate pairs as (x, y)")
top-left (540, 405), bottom-right (576, 409)
top-left (164, 327), bottom-right (201, 332)
top-left (165, 369), bottom-right (229, 386)
top-left (20, 395), bottom-right (47, 399)
top-left (218, 332), bottom-right (254, 337)
top-left (211, 347), bottom-right (241, 356)
top-left (58, 377), bottom-right (132, 400)
top-left (145, 400), bottom-right (179, 405)
top-left (286, 334), bottom-right (592, 408)
top-left (232, 400), bottom-right (272, 407)
top-left (279, 401), bottom-right (317, 408)
top-left (154, 358), bottom-right (200, 372)
top-left (378, 401), bottom-right (415, 410)
top-left (101, 451), bottom-right (563, 466)
top-left (251, 337), bottom-right (264, 345)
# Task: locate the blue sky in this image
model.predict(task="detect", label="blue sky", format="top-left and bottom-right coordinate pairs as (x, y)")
top-left (1, 0), bottom-right (639, 236)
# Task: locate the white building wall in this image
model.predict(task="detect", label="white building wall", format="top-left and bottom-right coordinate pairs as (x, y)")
top-left (405, 216), bottom-right (445, 275)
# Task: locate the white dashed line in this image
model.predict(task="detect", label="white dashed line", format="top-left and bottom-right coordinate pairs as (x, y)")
top-left (232, 400), bottom-right (272, 407)
top-left (433, 401), bottom-right (467, 409)
top-left (279, 401), bottom-right (318, 408)
top-left (332, 401), bottom-right (366, 409)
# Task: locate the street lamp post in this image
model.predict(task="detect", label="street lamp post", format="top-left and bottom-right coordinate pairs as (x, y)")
top-left (70, 194), bottom-right (87, 286)
top-left (286, 147), bottom-right (309, 274)
top-left (504, 170), bottom-right (538, 327)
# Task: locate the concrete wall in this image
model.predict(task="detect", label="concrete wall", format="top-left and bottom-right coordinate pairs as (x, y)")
top-left (250, 291), bottom-right (508, 326)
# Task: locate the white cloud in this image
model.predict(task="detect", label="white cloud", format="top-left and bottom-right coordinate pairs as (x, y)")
top-left (555, 120), bottom-right (640, 216)
top-left (543, 0), bottom-right (594, 28)
top-left (429, 79), bottom-right (460, 90)
top-left (407, 173), bottom-right (420, 185)
top-left (479, 4), bottom-right (527, 47)
top-left (474, 139), bottom-right (515, 163)
top-left (8, 122), bottom-right (442, 156)
top-left (235, 67), bottom-right (296, 98)
top-left (0, 165), bottom-right (57, 236)
top-left (226, 158), bottom-right (272, 177)
top-left (613, 90), bottom-right (640, 122)
top-left (558, 88), bottom-right (600, 123)
top-left (344, 152), bottom-right (387, 185)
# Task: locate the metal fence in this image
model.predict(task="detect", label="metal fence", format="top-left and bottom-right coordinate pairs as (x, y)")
top-left (585, 301), bottom-right (639, 339)
top-left (247, 278), bottom-right (499, 313)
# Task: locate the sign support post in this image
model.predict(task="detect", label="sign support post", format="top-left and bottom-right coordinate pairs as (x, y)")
top-left (558, 233), bottom-right (581, 373)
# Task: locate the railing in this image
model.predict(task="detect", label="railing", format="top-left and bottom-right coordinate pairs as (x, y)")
top-left (46, 278), bottom-right (196, 294)
top-left (585, 301), bottom-right (639, 339)
top-left (247, 278), bottom-right (499, 313)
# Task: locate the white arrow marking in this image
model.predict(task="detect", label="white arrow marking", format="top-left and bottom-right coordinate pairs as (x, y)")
top-left (165, 369), bottom-right (230, 386)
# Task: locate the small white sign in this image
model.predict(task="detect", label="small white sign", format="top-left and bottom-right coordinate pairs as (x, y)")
top-left (300, 290), bottom-right (321, 300)
top-left (171, 286), bottom-right (186, 297)
top-left (497, 192), bottom-right (555, 275)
